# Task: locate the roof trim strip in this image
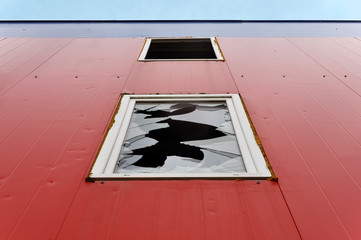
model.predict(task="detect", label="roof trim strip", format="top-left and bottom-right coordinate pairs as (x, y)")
top-left (1, 20), bottom-right (361, 23)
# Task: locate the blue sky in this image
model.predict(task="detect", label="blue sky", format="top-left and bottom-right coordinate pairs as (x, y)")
top-left (0, 0), bottom-right (360, 20)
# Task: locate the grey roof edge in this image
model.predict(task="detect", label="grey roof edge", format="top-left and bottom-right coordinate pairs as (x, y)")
top-left (1, 20), bottom-right (361, 38)
top-left (1, 20), bottom-right (361, 23)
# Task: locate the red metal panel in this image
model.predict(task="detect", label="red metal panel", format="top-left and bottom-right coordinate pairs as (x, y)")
top-left (0, 38), bottom-right (73, 179)
top-left (123, 61), bottom-right (239, 94)
top-left (289, 38), bottom-right (361, 115)
top-left (220, 37), bottom-right (361, 239)
top-left (0, 38), bottom-right (73, 96)
top-left (0, 38), bottom-right (301, 240)
top-left (0, 38), bottom-right (29, 57)
top-left (0, 38), bottom-right (143, 239)
top-left (58, 181), bottom-right (299, 240)
top-left (8, 37), bottom-right (361, 239)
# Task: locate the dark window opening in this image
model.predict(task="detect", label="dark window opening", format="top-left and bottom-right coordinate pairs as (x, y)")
top-left (145, 38), bottom-right (218, 60)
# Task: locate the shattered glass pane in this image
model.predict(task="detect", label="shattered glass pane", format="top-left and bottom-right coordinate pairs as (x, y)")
top-left (114, 101), bottom-right (246, 174)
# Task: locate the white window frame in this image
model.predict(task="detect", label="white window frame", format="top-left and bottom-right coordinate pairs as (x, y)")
top-left (88, 94), bottom-right (271, 180)
top-left (138, 37), bottom-right (224, 61)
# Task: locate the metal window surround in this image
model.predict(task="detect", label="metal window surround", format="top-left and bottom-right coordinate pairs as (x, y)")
top-left (88, 94), bottom-right (271, 180)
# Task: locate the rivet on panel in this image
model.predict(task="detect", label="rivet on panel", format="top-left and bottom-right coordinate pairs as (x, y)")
top-left (34, 76), bottom-right (38, 78)
top-left (323, 75), bottom-right (326, 78)
top-left (117, 76), bottom-right (120, 78)
top-left (241, 75), bottom-right (244, 77)
top-left (283, 75), bottom-right (285, 78)
top-left (75, 76), bottom-right (78, 78)
top-left (344, 75), bottom-right (347, 77)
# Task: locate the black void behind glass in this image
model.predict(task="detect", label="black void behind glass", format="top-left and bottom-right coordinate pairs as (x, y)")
top-left (145, 38), bottom-right (218, 59)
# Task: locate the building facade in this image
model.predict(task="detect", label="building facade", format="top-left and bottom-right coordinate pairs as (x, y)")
top-left (1, 21), bottom-right (361, 239)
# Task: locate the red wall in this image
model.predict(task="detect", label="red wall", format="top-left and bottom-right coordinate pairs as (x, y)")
top-left (1, 37), bottom-right (361, 239)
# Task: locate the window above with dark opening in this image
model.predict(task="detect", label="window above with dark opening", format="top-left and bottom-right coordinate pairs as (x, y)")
top-left (88, 94), bottom-right (271, 180)
top-left (138, 37), bottom-right (224, 61)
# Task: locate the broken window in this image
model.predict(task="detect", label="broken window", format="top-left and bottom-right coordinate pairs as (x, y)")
top-left (115, 101), bottom-right (245, 174)
top-left (88, 94), bottom-right (271, 180)
top-left (138, 37), bottom-right (224, 61)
